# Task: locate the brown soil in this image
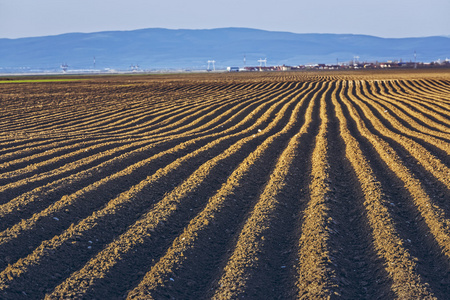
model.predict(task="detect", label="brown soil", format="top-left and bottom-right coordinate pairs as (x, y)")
top-left (0, 69), bottom-right (449, 299)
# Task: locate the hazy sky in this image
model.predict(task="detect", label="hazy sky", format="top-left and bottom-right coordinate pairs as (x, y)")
top-left (1, 0), bottom-right (449, 39)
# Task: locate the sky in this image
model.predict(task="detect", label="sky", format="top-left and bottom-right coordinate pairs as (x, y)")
top-left (1, 0), bottom-right (449, 39)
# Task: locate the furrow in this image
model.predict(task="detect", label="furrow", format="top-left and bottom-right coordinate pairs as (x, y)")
top-left (324, 81), bottom-right (392, 298)
top-left (0, 84), bottom-right (295, 199)
top-left (0, 81), bottom-right (302, 226)
top-left (374, 80), bottom-right (449, 128)
top-left (0, 80), bottom-right (309, 297)
top-left (351, 82), bottom-right (450, 186)
top-left (332, 82), bottom-right (435, 299)
top-left (41, 81), bottom-right (316, 297)
top-left (419, 79), bottom-right (450, 95)
top-left (401, 79), bottom-right (450, 104)
top-left (0, 81), bottom-right (300, 246)
top-left (342, 81), bottom-right (450, 259)
top-left (381, 81), bottom-right (450, 128)
top-left (364, 81), bottom-right (450, 142)
top-left (1, 72), bottom-right (448, 299)
top-left (339, 81), bottom-right (450, 298)
top-left (125, 81), bottom-right (323, 300)
top-left (295, 82), bottom-right (339, 298)
top-left (348, 83), bottom-right (450, 216)
top-left (391, 79), bottom-right (450, 114)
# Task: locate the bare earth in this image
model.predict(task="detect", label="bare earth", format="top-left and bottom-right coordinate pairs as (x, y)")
top-left (0, 70), bottom-right (449, 299)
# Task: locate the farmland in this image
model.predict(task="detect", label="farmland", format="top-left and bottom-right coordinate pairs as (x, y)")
top-left (0, 70), bottom-right (449, 299)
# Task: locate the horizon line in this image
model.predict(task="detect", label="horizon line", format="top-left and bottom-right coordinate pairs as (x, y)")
top-left (1, 27), bottom-right (448, 40)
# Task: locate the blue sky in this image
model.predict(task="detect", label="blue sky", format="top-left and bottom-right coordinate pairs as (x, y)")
top-left (1, 0), bottom-right (449, 39)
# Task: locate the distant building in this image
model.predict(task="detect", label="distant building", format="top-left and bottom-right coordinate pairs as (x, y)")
top-left (227, 67), bottom-right (239, 72)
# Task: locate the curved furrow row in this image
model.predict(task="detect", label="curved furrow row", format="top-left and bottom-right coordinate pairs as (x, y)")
top-left (0, 138), bottom-right (79, 163)
top-left (378, 79), bottom-right (448, 112)
top-left (384, 80), bottom-right (450, 124)
top-left (373, 81), bottom-right (450, 133)
top-left (17, 82), bottom-right (287, 139)
top-left (322, 81), bottom-right (392, 299)
top-left (0, 82), bottom-right (304, 195)
top-left (341, 81), bottom-right (450, 261)
top-left (115, 84), bottom-right (296, 138)
top-left (380, 80), bottom-right (449, 114)
top-left (0, 140), bottom-right (154, 203)
top-left (349, 81), bottom-right (450, 197)
top-left (0, 137), bottom-right (55, 151)
top-left (332, 82), bottom-right (435, 298)
top-left (92, 93), bottom-right (245, 137)
top-left (81, 97), bottom-right (213, 135)
top-left (357, 84), bottom-right (450, 171)
top-left (0, 96), bottom-right (121, 132)
top-left (49, 80), bottom-right (322, 300)
top-left (0, 82), bottom-right (202, 133)
top-left (52, 103), bottom-right (177, 135)
top-left (125, 81), bottom-right (326, 300)
top-left (392, 80), bottom-right (450, 112)
top-left (0, 138), bottom-right (125, 174)
top-left (0, 82), bottom-right (313, 228)
top-left (0, 79), bottom-right (316, 298)
top-left (404, 79), bottom-right (450, 103)
top-left (364, 81), bottom-right (450, 142)
top-left (0, 72), bottom-right (449, 299)
top-left (421, 79), bottom-right (450, 95)
top-left (3, 91), bottom-right (219, 135)
top-left (0, 82), bottom-right (285, 168)
top-left (356, 82), bottom-right (450, 159)
top-left (399, 79), bottom-right (450, 105)
top-left (25, 93), bottom-right (216, 138)
top-left (297, 80), bottom-right (337, 299)
top-left (66, 90), bottom-right (241, 136)
top-left (0, 81), bottom-right (319, 298)
top-left (0, 81), bottom-right (310, 239)
top-left (337, 81), bottom-right (450, 298)
top-left (294, 82), bottom-right (338, 298)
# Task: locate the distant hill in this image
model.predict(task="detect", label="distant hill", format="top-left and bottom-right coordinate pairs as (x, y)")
top-left (0, 28), bottom-right (449, 71)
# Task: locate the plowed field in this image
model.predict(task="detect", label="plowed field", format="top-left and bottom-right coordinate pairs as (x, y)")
top-left (0, 70), bottom-right (449, 299)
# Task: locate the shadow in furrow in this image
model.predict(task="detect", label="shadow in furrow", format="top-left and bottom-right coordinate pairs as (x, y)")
top-left (327, 84), bottom-right (393, 299)
top-left (336, 84), bottom-right (450, 299)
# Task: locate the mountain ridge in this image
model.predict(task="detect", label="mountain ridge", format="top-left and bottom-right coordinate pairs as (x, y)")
top-left (1, 27), bottom-right (448, 71)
